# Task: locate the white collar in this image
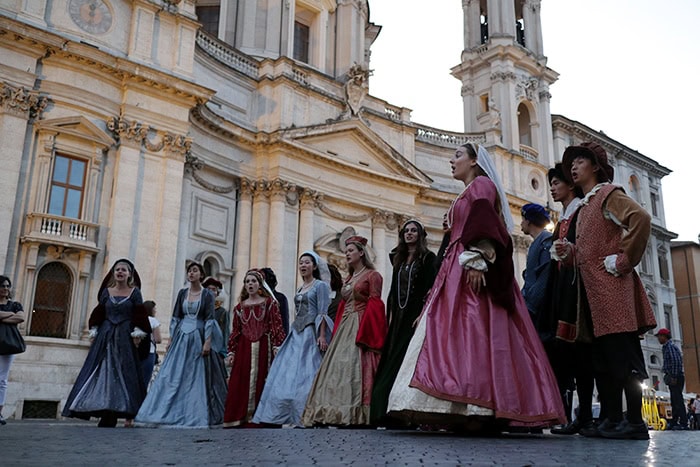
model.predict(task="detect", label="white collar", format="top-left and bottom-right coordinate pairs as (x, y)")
top-left (561, 197), bottom-right (582, 220)
top-left (581, 183), bottom-right (610, 206)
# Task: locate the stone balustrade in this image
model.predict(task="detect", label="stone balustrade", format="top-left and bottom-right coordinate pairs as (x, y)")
top-left (195, 30), bottom-right (259, 79)
top-left (519, 144), bottom-right (539, 161)
top-left (24, 213), bottom-right (99, 251)
top-left (415, 126), bottom-right (486, 148)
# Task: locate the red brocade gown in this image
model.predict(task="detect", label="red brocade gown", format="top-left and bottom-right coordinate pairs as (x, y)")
top-left (223, 297), bottom-right (285, 427)
top-left (387, 176), bottom-right (566, 427)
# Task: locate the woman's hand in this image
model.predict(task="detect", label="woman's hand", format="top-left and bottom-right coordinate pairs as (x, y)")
top-left (201, 340), bottom-right (211, 357)
top-left (132, 336), bottom-right (142, 348)
top-left (465, 268), bottom-right (486, 294)
top-left (225, 354), bottom-right (234, 367)
top-left (317, 336), bottom-right (328, 352)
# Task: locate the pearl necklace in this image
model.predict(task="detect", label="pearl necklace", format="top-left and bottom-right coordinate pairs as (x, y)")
top-left (239, 302), bottom-right (266, 324)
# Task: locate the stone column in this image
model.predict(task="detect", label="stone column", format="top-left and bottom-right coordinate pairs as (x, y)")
top-left (250, 180), bottom-right (270, 269)
top-left (266, 179), bottom-right (288, 277)
top-left (297, 189), bottom-right (317, 255)
top-left (233, 178), bottom-right (253, 290)
top-left (463, 0), bottom-right (482, 49)
top-left (0, 83), bottom-right (48, 272)
top-left (372, 210), bottom-right (387, 293)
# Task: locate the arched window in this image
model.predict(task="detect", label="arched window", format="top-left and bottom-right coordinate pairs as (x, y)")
top-left (30, 262), bottom-right (72, 338)
top-left (629, 175), bottom-right (642, 203)
top-left (517, 103), bottom-right (532, 147)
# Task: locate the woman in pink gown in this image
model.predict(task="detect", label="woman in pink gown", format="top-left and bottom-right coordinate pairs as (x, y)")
top-left (387, 143), bottom-right (566, 431)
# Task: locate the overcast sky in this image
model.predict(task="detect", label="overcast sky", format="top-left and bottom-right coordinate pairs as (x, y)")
top-left (368, 0), bottom-right (699, 242)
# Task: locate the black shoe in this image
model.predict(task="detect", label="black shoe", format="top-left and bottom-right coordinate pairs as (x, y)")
top-left (580, 418), bottom-right (612, 438)
top-left (551, 419), bottom-right (581, 435)
top-left (0, 415), bottom-right (6, 426)
top-left (671, 425), bottom-right (689, 431)
top-left (599, 420), bottom-right (649, 440)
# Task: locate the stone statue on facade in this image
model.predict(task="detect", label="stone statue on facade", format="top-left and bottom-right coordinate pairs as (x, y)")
top-left (343, 63), bottom-right (372, 119)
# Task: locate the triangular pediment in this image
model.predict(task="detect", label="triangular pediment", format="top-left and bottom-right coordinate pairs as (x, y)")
top-left (36, 116), bottom-right (115, 147)
top-left (282, 120), bottom-right (431, 185)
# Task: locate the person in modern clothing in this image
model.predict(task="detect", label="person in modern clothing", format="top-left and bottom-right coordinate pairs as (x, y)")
top-left (520, 203), bottom-right (553, 322)
top-left (63, 260), bottom-right (151, 427)
top-left (136, 262), bottom-right (227, 428)
top-left (556, 142), bottom-right (656, 440)
top-left (370, 220), bottom-right (437, 426)
top-left (0, 275), bottom-right (25, 426)
top-left (656, 328), bottom-right (687, 430)
top-left (253, 252), bottom-right (333, 426)
top-left (140, 300), bottom-right (162, 388)
top-left (302, 235), bottom-right (386, 426)
top-left (387, 143), bottom-right (565, 432)
top-left (224, 270), bottom-right (285, 427)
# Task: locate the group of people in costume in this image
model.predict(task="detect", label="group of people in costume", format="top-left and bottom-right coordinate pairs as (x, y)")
top-left (59, 140), bottom-right (654, 439)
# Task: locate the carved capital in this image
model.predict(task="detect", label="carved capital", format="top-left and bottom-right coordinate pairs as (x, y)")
top-left (372, 210), bottom-right (388, 228)
top-left (300, 188), bottom-right (319, 210)
top-left (461, 83), bottom-right (474, 96)
top-left (239, 178), bottom-right (254, 199)
top-left (252, 179), bottom-right (271, 200)
top-left (1, 82), bottom-right (50, 119)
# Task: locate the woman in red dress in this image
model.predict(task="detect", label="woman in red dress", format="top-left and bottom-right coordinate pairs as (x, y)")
top-left (223, 270), bottom-right (285, 427)
top-left (387, 143), bottom-right (565, 432)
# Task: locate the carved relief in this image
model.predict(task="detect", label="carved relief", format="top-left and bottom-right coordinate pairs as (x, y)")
top-left (516, 77), bottom-right (539, 101)
top-left (1, 82), bottom-right (50, 119)
top-left (343, 63), bottom-right (372, 118)
top-left (490, 71), bottom-right (517, 82)
top-left (184, 154), bottom-right (236, 193)
top-left (107, 116), bottom-right (192, 157)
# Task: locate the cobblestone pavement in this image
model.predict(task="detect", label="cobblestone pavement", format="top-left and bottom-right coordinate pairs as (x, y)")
top-left (1, 420), bottom-right (697, 466)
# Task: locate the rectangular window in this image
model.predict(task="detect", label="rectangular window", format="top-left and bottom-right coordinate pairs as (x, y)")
top-left (650, 192), bottom-right (659, 217)
top-left (48, 155), bottom-right (86, 219)
top-left (658, 253), bottom-right (670, 282)
top-left (663, 305), bottom-right (673, 331)
top-left (293, 21), bottom-right (310, 63)
top-left (196, 6), bottom-right (220, 37)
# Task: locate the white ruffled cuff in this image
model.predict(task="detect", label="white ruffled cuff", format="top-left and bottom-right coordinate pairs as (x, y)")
top-left (458, 250), bottom-right (488, 272)
top-left (88, 327), bottom-right (98, 339)
top-left (550, 241), bottom-right (570, 261)
top-left (604, 254), bottom-right (620, 276)
top-left (131, 327), bottom-right (148, 338)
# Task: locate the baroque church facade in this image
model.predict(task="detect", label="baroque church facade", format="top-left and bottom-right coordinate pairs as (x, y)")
top-left (0, 0), bottom-right (679, 418)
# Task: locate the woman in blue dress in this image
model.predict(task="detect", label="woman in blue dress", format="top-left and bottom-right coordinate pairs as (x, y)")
top-left (253, 251), bottom-right (333, 427)
top-left (62, 259), bottom-right (151, 427)
top-left (136, 262), bottom-right (227, 428)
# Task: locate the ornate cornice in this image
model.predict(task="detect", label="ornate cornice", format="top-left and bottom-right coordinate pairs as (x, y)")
top-left (1, 82), bottom-right (50, 119)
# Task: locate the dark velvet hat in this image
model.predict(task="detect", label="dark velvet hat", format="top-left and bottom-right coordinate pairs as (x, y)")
top-left (345, 235), bottom-right (368, 247)
top-left (521, 203), bottom-right (550, 223)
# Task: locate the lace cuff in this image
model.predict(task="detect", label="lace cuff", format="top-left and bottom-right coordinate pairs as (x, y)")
top-left (131, 327), bottom-right (148, 338)
top-left (88, 327), bottom-right (98, 339)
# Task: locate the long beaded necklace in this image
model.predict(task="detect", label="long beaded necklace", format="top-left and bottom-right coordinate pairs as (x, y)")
top-left (239, 301), bottom-right (266, 325)
top-left (397, 261), bottom-right (416, 310)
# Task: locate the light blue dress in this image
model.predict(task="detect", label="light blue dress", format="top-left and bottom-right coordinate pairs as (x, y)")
top-left (253, 280), bottom-right (333, 426)
top-left (136, 288), bottom-right (227, 428)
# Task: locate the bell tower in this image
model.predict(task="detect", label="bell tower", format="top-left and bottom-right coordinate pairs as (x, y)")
top-left (452, 0), bottom-right (558, 167)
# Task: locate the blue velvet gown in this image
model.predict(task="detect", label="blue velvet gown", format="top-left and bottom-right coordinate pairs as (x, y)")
top-left (136, 288), bottom-right (227, 428)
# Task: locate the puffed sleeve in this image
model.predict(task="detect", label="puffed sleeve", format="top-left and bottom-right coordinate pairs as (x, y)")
top-left (267, 299), bottom-right (286, 347)
top-left (356, 271), bottom-right (387, 352)
top-left (228, 304), bottom-right (242, 355)
top-left (314, 281), bottom-right (334, 342)
top-left (603, 189), bottom-right (652, 275)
